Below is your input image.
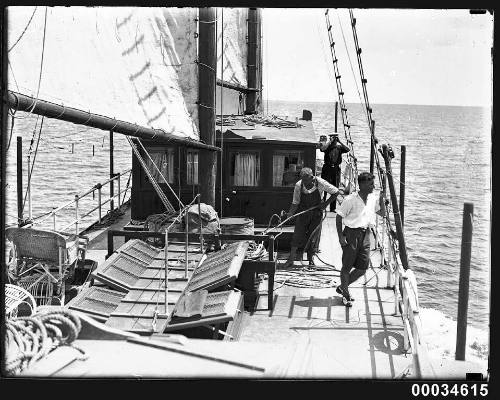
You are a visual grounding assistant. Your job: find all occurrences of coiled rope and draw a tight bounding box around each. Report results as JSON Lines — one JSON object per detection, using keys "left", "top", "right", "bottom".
{"left": 5, "top": 309, "right": 87, "bottom": 375}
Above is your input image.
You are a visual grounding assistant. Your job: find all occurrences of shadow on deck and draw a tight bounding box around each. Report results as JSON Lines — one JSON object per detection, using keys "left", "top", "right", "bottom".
{"left": 239, "top": 213, "right": 412, "bottom": 378}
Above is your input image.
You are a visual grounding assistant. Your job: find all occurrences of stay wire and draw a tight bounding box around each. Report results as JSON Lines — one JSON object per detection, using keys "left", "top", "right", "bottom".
{"left": 8, "top": 7, "right": 38, "bottom": 52}
{"left": 219, "top": 8, "right": 225, "bottom": 216}
{"left": 336, "top": 10, "right": 368, "bottom": 122}
{"left": 21, "top": 116, "right": 44, "bottom": 215}
{"left": 27, "top": 7, "right": 48, "bottom": 115}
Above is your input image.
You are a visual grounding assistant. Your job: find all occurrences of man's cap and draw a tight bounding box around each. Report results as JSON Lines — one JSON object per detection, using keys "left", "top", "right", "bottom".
{"left": 329, "top": 133, "right": 339, "bottom": 137}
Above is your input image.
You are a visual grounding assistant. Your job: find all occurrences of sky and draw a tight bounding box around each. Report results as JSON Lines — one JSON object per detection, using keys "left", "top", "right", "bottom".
{"left": 261, "top": 8, "right": 493, "bottom": 107}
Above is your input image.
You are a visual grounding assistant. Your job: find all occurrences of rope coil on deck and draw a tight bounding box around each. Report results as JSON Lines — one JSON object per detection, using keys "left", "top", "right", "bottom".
{"left": 5, "top": 309, "right": 87, "bottom": 375}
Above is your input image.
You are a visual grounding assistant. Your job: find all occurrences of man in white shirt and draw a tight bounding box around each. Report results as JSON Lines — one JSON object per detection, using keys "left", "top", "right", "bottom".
{"left": 282, "top": 167, "right": 339, "bottom": 268}
{"left": 335, "top": 172, "right": 386, "bottom": 306}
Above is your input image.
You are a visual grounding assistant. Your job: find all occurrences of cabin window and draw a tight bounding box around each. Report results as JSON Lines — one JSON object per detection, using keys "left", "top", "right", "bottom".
{"left": 273, "top": 150, "right": 304, "bottom": 186}
{"left": 145, "top": 148, "right": 175, "bottom": 184}
{"left": 229, "top": 151, "right": 260, "bottom": 187}
{"left": 186, "top": 150, "right": 199, "bottom": 185}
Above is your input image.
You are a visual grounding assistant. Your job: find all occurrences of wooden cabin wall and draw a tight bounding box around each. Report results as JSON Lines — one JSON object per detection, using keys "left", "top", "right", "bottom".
{"left": 215, "top": 140, "right": 316, "bottom": 225}
{"left": 131, "top": 143, "right": 203, "bottom": 221}
{"left": 131, "top": 139, "right": 316, "bottom": 225}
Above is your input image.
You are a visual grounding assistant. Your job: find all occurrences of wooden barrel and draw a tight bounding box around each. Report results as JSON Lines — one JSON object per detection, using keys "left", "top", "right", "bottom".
{"left": 219, "top": 217, "right": 254, "bottom": 242}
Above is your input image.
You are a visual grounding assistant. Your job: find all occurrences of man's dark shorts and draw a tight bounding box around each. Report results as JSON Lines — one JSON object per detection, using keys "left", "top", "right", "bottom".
{"left": 341, "top": 226, "right": 371, "bottom": 270}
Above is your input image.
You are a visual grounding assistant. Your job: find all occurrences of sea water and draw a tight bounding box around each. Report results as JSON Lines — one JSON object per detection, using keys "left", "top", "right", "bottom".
{"left": 4, "top": 101, "right": 491, "bottom": 369}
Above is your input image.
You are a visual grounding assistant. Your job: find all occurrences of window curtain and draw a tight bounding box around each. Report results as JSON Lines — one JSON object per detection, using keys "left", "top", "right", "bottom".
{"left": 234, "top": 153, "right": 258, "bottom": 186}
{"left": 148, "top": 152, "right": 169, "bottom": 183}
{"left": 187, "top": 152, "right": 199, "bottom": 185}
{"left": 272, "top": 155, "right": 286, "bottom": 186}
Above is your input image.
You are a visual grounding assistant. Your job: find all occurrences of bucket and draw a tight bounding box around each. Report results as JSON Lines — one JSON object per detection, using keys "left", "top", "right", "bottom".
{"left": 219, "top": 217, "right": 254, "bottom": 243}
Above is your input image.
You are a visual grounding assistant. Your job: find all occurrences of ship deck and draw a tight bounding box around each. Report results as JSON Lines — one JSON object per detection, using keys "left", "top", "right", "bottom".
{"left": 33, "top": 207, "right": 481, "bottom": 378}
{"left": 238, "top": 212, "right": 412, "bottom": 378}
{"left": 75, "top": 209, "right": 412, "bottom": 378}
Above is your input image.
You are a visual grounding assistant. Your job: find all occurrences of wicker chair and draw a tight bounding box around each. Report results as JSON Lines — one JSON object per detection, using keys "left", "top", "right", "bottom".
{"left": 5, "top": 283, "right": 37, "bottom": 318}
{"left": 5, "top": 227, "right": 88, "bottom": 306}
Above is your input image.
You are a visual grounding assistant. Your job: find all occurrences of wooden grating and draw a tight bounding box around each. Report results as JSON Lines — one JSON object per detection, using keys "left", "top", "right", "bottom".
{"left": 185, "top": 241, "right": 249, "bottom": 292}
{"left": 92, "top": 252, "right": 150, "bottom": 292}
{"left": 100, "top": 241, "right": 247, "bottom": 334}
{"left": 117, "top": 239, "right": 160, "bottom": 264}
{"left": 67, "top": 286, "right": 125, "bottom": 320}
{"left": 104, "top": 266, "right": 191, "bottom": 334}
{"left": 165, "top": 290, "right": 242, "bottom": 331}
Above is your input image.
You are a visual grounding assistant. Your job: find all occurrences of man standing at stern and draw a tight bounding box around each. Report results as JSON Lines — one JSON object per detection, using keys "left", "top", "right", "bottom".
{"left": 335, "top": 172, "right": 386, "bottom": 306}
{"left": 319, "top": 133, "right": 350, "bottom": 212}
{"left": 282, "top": 167, "right": 339, "bottom": 268}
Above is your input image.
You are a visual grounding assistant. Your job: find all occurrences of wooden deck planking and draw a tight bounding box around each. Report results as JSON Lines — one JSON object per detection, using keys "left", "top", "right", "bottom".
{"left": 241, "top": 213, "right": 410, "bottom": 378}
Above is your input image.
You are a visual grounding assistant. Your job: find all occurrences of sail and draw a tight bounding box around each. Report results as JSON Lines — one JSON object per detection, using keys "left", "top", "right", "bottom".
{"left": 216, "top": 8, "right": 248, "bottom": 87}
{"left": 7, "top": 6, "right": 199, "bottom": 139}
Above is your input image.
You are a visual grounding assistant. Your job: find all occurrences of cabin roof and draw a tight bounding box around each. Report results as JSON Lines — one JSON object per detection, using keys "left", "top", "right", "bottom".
{"left": 215, "top": 116, "right": 316, "bottom": 144}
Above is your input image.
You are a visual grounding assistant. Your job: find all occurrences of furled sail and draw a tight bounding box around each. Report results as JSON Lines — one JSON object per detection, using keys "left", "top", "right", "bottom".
{"left": 7, "top": 6, "right": 199, "bottom": 139}
{"left": 216, "top": 8, "right": 248, "bottom": 87}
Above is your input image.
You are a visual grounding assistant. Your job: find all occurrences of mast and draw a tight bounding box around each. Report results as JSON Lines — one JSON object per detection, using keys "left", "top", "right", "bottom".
{"left": 245, "top": 8, "right": 262, "bottom": 115}
{"left": 1, "top": 7, "right": 8, "bottom": 284}
{"left": 198, "top": 7, "right": 217, "bottom": 206}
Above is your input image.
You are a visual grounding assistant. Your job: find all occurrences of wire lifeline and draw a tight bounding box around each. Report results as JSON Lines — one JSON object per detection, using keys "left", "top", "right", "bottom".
{"left": 151, "top": 195, "right": 203, "bottom": 319}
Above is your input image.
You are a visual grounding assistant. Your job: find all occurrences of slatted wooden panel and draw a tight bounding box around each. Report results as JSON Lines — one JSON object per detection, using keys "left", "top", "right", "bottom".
{"left": 105, "top": 267, "right": 191, "bottom": 334}
{"left": 185, "top": 241, "right": 249, "bottom": 292}
{"left": 165, "top": 290, "right": 242, "bottom": 332}
{"left": 117, "top": 239, "right": 160, "bottom": 264}
{"left": 92, "top": 252, "right": 149, "bottom": 292}
{"left": 67, "top": 286, "right": 125, "bottom": 320}
{"left": 103, "top": 242, "right": 247, "bottom": 334}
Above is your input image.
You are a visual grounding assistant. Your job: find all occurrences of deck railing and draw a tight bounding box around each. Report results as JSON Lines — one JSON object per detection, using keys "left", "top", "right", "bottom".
{"left": 30, "top": 168, "right": 132, "bottom": 234}
{"left": 387, "top": 256, "right": 436, "bottom": 378}
{"left": 377, "top": 143, "right": 436, "bottom": 379}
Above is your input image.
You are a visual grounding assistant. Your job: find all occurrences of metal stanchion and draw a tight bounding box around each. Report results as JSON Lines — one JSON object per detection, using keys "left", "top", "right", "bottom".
{"left": 185, "top": 209, "right": 189, "bottom": 278}
{"left": 164, "top": 229, "right": 169, "bottom": 315}
{"left": 455, "top": 202, "right": 473, "bottom": 361}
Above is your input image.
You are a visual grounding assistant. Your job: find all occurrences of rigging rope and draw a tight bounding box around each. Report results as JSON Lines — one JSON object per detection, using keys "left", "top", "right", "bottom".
{"left": 134, "top": 137, "right": 184, "bottom": 209}
{"left": 126, "top": 136, "right": 175, "bottom": 213}
{"left": 21, "top": 116, "right": 44, "bottom": 217}
{"left": 27, "top": 7, "right": 48, "bottom": 114}
{"left": 218, "top": 7, "right": 225, "bottom": 217}
{"left": 5, "top": 309, "right": 86, "bottom": 375}
{"left": 335, "top": 10, "right": 369, "bottom": 122}
{"left": 8, "top": 6, "right": 39, "bottom": 52}
{"left": 324, "top": 9, "right": 358, "bottom": 190}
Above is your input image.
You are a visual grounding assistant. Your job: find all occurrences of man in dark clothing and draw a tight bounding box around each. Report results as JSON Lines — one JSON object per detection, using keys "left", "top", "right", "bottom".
{"left": 282, "top": 167, "right": 339, "bottom": 268}
{"left": 319, "top": 133, "right": 350, "bottom": 212}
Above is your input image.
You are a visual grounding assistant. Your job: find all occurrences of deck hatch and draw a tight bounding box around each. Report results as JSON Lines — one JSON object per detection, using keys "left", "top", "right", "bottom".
{"left": 92, "top": 251, "right": 149, "bottom": 291}
{"left": 67, "top": 286, "right": 125, "bottom": 319}
{"left": 165, "top": 290, "right": 242, "bottom": 332}
{"left": 185, "top": 241, "right": 249, "bottom": 292}
{"left": 117, "top": 239, "right": 160, "bottom": 264}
